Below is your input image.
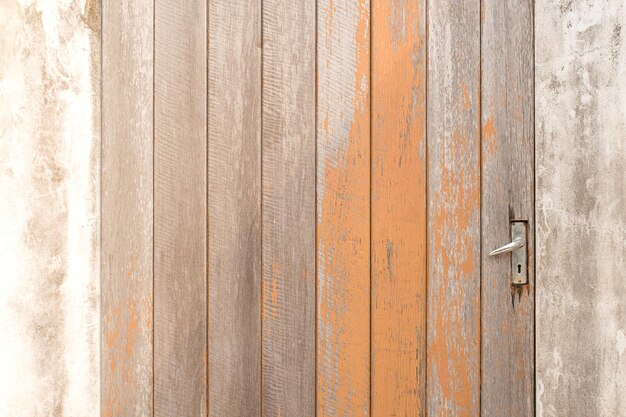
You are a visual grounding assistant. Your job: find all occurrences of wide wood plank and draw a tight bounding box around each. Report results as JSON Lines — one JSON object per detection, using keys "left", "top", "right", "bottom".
{"left": 536, "top": 2, "right": 626, "bottom": 416}
{"left": 208, "top": 1, "right": 262, "bottom": 416}
{"left": 261, "top": 0, "right": 316, "bottom": 416}
{"left": 371, "top": 0, "right": 427, "bottom": 415}
{"left": 102, "top": 0, "right": 153, "bottom": 415}
{"left": 154, "top": 0, "right": 207, "bottom": 415}
{"left": 426, "top": 1, "right": 481, "bottom": 416}
{"left": 317, "top": 1, "right": 371, "bottom": 415}
{"left": 481, "top": 1, "right": 535, "bottom": 416}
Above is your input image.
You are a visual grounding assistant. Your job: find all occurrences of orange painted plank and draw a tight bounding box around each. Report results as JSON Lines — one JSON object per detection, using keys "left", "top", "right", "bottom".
{"left": 371, "top": 0, "right": 427, "bottom": 415}
{"left": 317, "top": 0, "right": 370, "bottom": 416}
{"left": 426, "top": 1, "right": 481, "bottom": 417}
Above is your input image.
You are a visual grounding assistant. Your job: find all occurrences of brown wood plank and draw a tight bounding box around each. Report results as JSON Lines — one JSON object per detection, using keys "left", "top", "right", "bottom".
{"left": 154, "top": 0, "right": 207, "bottom": 414}
{"left": 102, "top": 1, "right": 153, "bottom": 415}
{"left": 317, "top": 1, "right": 371, "bottom": 416}
{"left": 426, "top": 1, "right": 481, "bottom": 416}
{"left": 261, "top": 0, "right": 316, "bottom": 416}
{"left": 371, "top": 0, "right": 427, "bottom": 415}
{"left": 207, "top": 1, "right": 262, "bottom": 416}
{"left": 480, "top": 1, "right": 535, "bottom": 416}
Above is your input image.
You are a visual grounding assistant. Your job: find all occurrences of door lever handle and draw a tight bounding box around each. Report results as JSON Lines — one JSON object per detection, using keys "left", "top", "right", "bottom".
{"left": 489, "top": 236, "right": 525, "bottom": 256}
{"left": 488, "top": 221, "right": 528, "bottom": 285}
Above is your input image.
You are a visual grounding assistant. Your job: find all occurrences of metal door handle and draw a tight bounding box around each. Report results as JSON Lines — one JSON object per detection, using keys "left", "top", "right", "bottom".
{"left": 489, "top": 236, "right": 525, "bottom": 256}
{"left": 488, "top": 221, "right": 528, "bottom": 285}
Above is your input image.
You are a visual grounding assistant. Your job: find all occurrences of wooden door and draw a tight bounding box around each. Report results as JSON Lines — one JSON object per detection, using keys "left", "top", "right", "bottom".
{"left": 102, "top": 0, "right": 535, "bottom": 416}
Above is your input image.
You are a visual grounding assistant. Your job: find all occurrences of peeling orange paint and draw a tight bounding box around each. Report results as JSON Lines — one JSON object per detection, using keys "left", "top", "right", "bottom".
{"left": 427, "top": 7, "right": 481, "bottom": 413}
{"left": 371, "top": 0, "right": 427, "bottom": 415}
{"left": 483, "top": 116, "right": 497, "bottom": 156}
{"left": 317, "top": 1, "right": 370, "bottom": 416}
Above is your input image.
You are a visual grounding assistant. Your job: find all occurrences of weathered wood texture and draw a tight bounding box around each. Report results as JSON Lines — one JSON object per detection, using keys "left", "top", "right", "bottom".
{"left": 480, "top": 1, "right": 535, "bottom": 417}
{"left": 102, "top": 0, "right": 153, "bottom": 415}
{"left": 536, "top": 2, "right": 626, "bottom": 416}
{"left": 261, "top": 0, "right": 316, "bottom": 416}
{"left": 208, "top": 1, "right": 262, "bottom": 416}
{"left": 427, "top": 1, "right": 481, "bottom": 416}
{"left": 317, "top": 0, "right": 371, "bottom": 416}
{"left": 0, "top": 0, "right": 100, "bottom": 415}
{"left": 154, "top": 0, "right": 207, "bottom": 415}
{"left": 371, "top": 0, "right": 427, "bottom": 415}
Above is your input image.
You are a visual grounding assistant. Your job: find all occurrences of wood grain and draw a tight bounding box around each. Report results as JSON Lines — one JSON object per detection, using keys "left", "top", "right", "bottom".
{"left": 208, "top": 1, "right": 262, "bottom": 416}
{"left": 480, "top": 1, "right": 535, "bottom": 416}
{"left": 154, "top": 0, "right": 207, "bottom": 415}
{"left": 102, "top": 0, "right": 153, "bottom": 415}
{"left": 261, "top": 0, "right": 316, "bottom": 416}
{"left": 426, "top": 1, "right": 481, "bottom": 416}
{"left": 536, "top": 2, "right": 626, "bottom": 416}
{"left": 317, "top": 1, "right": 370, "bottom": 416}
{"left": 371, "top": 0, "right": 427, "bottom": 415}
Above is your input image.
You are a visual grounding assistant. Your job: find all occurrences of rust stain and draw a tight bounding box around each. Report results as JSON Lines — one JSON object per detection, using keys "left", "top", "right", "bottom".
{"left": 317, "top": 1, "right": 370, "bottom": 416}
{"left": 371, "top": 0, "right": 427, "bottom": 415}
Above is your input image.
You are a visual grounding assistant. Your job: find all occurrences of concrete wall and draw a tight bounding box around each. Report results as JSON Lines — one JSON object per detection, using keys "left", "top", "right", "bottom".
{"left": 536, "top": 1, "right": 626, "bottom": 416}
{"left": 0, "top": 0, "right": 100, "bottom": 415}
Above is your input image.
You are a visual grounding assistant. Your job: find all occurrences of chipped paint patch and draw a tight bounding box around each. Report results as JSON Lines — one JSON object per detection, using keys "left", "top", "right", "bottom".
{"left": 317, "top": 0, "right": 370, "bottom": 415}
{"left": 0, "top": 0, "right": 100, "bottom": 415}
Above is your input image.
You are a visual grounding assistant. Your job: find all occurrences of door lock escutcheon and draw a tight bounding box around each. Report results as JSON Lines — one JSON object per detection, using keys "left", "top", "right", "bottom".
{"left": 489, "top": 221, "right": 528, "bottom": 285}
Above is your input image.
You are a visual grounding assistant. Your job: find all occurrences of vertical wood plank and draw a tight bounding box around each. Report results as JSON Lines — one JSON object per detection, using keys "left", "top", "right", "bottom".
{"left": 261, "top": 0, "right": 316, "bottom": 416}
{"left": 102, "top": 0, "right": 153, "bottom": 415}
{"left": 317, "top": 1, "right": 370, "bottom": 416}
{"left": 0, "top": 1, "right": 100, "bottom": 414}
{"left": 154, "top": 0, "right": 207, "bottom": 414}
{"left": 426, "top": 1, "right": 481, "bottom": 417}
{"left": 370, "top": 0, "right": 427, "bottom": 415}
{"left": 536, "top": 2, "right": 626, "bottom": 416}
{"left": 481, "top": 1, "right": 535, "bottom": 416}
{"left": 208, "top": 1, "right": 262, "bottom": 416}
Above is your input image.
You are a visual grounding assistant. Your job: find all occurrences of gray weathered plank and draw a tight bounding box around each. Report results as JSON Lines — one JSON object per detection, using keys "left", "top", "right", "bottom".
{"left": 261, "top": 0, "right": 316, "bottom": 416}
{"left": 426, "top": 1, "right": 481, "bottom": 416}
{"left": 0, "top": 1, "right": 100, "bottom": 415}
{"left": 317, "top": 1, "right": 371, "bottom": 416}
{"left": 371, "top": 0, "right": 427, "bottom": 415}
{"left": 102, "top": 0, "right": 153, "bottom": 415}
{"left": 536, "top": 2, "right": 626, "bottom": 416}
{"left": 208, "top": 1, "right": 262, "bottom": 416}
{"left": 480, "top": 1, "right": 535, "bottom": 416}
{"left": 154, "top": 0, "right": 207, "bottom": 414}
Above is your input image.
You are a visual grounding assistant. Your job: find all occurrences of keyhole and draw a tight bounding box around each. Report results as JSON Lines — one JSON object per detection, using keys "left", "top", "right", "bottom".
{"left": 517, "top": 264, "right": 522, "bottom": 274}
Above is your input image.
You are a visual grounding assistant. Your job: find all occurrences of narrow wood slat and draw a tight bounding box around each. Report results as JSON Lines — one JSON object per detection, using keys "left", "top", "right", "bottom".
{"left": 208, "top": 1, "right": 262, "bottom": 416}
{"left": 154, "top": 0, "right": 207, "bottom": 414}
{"left": 261, "top": 0, "right": 316, "bottom": 416}
{"left": 427, "top": 1, "right": 481, "bottom": 416}
{"left": 481, "top": 1, "right": 535, "bottom": 416}
{"left": 102, "top": 1, "right": 153, "bottom": 415}
{"left": 317, "top": 0, "right": 371, "bottom": 415}
{"left": 371, "top": 0, "right": 427, "bottom": 415}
